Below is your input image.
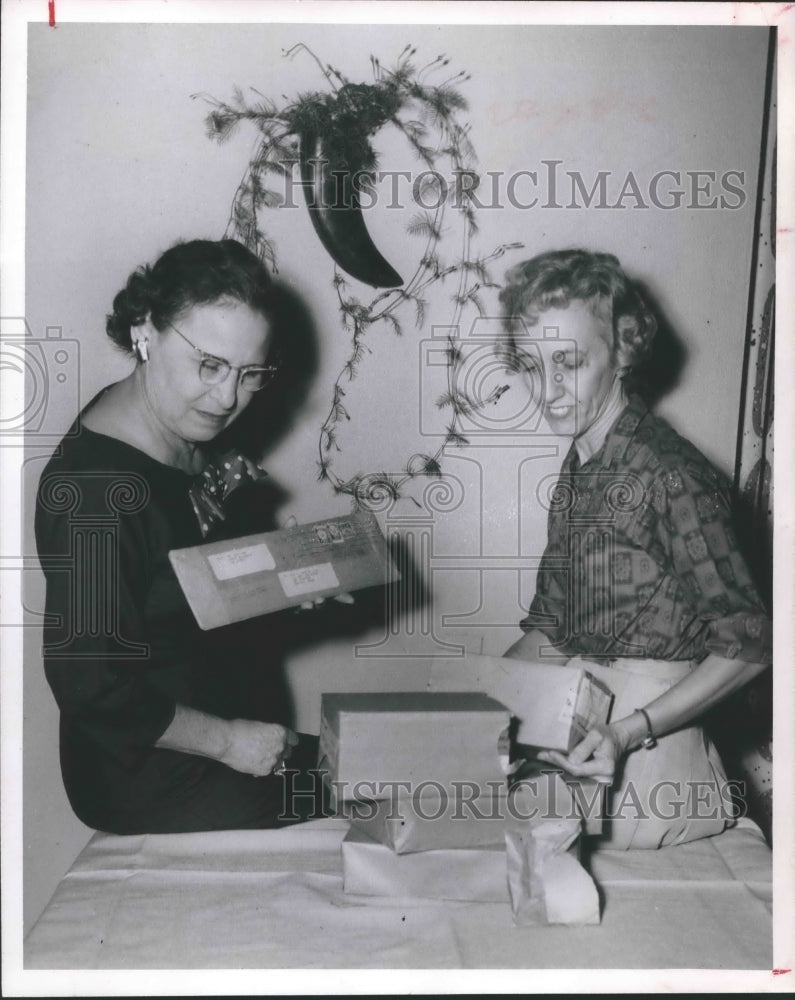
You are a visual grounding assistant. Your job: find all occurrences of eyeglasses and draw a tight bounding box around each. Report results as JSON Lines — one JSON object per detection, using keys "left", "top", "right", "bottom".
{"left": 166, "top": 320, "right": 278, "bottom": 392}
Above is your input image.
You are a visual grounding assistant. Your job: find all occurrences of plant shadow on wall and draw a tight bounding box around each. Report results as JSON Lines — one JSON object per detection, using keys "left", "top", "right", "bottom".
{"left": 197, "top": 43, "right": 523, "bottom": 511}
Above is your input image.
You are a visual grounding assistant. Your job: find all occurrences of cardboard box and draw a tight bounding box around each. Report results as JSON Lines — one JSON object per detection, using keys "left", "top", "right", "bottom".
{"left": 319, "top": 692, "right": 510, "bottom": 808}
{"left": 429, "top": 654, "right": 613, "bottom": 752}
{"left": 169, "top": 509, "right": 399, "bottom": 629}
{"left": 341, "top": 823, "right": 510, "bottom": 902}
{"left": 348, "top": 787, "right": 508, "bottom": 854}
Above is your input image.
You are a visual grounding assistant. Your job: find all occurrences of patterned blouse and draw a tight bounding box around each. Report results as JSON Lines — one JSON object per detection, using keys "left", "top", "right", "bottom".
{"left": 522, "top": 394, "right": 772, "bottom": 664}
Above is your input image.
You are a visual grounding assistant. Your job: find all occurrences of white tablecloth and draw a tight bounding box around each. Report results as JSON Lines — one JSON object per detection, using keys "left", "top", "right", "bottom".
{"left": 24, "top": 817, "right": 772, "bottom": 970}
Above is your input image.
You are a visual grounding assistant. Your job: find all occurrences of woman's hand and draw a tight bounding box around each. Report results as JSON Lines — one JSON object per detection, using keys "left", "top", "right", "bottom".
{"left": 218, "top": 720, "right": 299, "bottom": 777}
{"left": 537, "top": 722, "right": 632, "bottom": 784}
{"left": 156, "top": 706, "right": 299, "bottom": 776}
{"left": 536, "top": 653, "right": 770, "bottom": 785}
{"left": 278, "top": 515, "right": 355, "bottom": 611}
{"left": 297, "top": 592, "right": 355, "bottom": 611}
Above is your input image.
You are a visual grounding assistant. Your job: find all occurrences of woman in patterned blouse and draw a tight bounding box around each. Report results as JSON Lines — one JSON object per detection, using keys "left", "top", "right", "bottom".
{"left": 501, "top": 249, "right": 771, "bottom": 848}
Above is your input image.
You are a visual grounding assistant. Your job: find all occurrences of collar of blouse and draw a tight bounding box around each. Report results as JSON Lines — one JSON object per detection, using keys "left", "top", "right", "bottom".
{"left": 188, "top": 450, "right": 263, "bottom": 538}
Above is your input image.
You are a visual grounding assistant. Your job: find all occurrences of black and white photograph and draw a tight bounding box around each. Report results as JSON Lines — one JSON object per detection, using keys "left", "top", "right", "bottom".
{"left": 1, "top": 0, "right": 793, "bottom": 994}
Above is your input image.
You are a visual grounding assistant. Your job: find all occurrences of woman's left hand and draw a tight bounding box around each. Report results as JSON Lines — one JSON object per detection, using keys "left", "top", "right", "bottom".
{"left": 297, "top": 593, "right": 355, "bottom": 611}
{"left": 277, "top": 515, "right": 356, "bottom": 611}
{"left": 537, "top": 722, "right": 631, "bottom": 784}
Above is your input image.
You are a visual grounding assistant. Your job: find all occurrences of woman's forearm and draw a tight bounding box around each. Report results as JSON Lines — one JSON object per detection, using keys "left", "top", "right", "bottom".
{"left": 504, "top": 627, "right": 568, "bottom": 663}
{"left": 154, "top": 705, "right": 298, "bottom": 777}
{"left": 612, "top": 653, "right": 768, "bottom": 751}
{"left": 155, "top": 704, "right": 230, "bottom": 760}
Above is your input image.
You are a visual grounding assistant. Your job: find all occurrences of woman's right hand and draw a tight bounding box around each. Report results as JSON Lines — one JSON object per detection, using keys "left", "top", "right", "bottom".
{"left": 536, "top": 722, "right": 630, "bottom": 784}
{"left": 218, "top": 720, "right": 299, "bottom": 777}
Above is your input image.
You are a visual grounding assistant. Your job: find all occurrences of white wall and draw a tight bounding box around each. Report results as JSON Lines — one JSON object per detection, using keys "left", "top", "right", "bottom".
{"left": 23, "top": 22, "right": 770, "bottom": 933}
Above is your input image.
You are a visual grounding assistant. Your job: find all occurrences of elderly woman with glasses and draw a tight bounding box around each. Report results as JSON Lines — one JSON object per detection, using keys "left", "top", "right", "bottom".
{"left": 501, "top": 249, "right": 772, "bottom": 849}
{"left": 35, "top": 239, "right": 325, "bottom": 834}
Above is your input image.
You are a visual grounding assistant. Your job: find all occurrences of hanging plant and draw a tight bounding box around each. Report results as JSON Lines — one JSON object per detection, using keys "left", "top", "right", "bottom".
{"left": 197, "top": 44, "right": 522, "bottom": 508}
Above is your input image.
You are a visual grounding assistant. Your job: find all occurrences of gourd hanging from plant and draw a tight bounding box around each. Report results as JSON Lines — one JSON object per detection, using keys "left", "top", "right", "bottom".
{"left": 299, "top": 127, "right": 403, "bottom": 288}
{"left": 198, "top": 45, "right": 522, "bottom": 506}
{"left": 294, "top": 75, "right": 407, "bottom": 287}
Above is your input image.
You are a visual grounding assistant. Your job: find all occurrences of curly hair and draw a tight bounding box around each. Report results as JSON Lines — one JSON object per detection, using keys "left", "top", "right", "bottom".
{"left": 498, "top": 249, "right": 657, "bottom": 370}
{"left": 106, "top": 239, "right": 275, "bottom": 353}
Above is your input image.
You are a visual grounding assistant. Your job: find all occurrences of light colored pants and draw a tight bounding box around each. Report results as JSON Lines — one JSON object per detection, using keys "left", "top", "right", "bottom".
{"left": 570, "top": 656, "right": 734, "bottom": 850}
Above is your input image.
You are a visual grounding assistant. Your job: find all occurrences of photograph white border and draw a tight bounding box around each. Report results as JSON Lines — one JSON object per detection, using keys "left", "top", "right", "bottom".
{"left": 2, "top": 1, "right": 793, "bottom": 995}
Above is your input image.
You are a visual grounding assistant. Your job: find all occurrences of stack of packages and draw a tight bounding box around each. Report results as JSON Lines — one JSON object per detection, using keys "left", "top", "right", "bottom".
{"left": 318, "top": 655, "right": 613, "bottom": 925}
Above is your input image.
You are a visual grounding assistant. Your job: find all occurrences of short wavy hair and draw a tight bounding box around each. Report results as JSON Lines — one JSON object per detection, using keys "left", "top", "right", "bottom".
{"left": 106, "top": 239, "right": 274, "bottom": 354}
{"left": 498, "top": 249, "right": 657, "bottom": 370}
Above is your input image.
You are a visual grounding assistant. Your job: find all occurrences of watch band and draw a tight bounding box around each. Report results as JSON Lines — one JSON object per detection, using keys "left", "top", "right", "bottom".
{"left": 637, "top": 707, "right": 657, "bottom": 749}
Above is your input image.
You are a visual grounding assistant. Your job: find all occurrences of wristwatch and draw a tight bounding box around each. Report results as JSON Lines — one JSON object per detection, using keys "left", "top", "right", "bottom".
{"left": 637, "top": 707, "right": 657, "bottom": 749}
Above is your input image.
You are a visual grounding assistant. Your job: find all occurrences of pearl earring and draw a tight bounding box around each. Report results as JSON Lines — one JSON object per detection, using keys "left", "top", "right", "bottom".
{"left": 135, "top": 339, "right": 149, "bottom": 362}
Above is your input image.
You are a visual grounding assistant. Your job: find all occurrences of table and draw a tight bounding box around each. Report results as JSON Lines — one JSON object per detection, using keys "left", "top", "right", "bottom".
{"left": 24, "top": 817, "right": 772, "bottom": 969}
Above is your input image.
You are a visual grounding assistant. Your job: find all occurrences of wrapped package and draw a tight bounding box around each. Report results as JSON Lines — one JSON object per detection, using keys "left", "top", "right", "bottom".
{"left": 429, "top": 653, "right": 613, "bottom": 752}
{"left": 169, "top": 509, "right": 399, "bottom": 628}
{"left": 349, "top": 785, "right": 507, "bottom": 854}
{"left": 318, "top": 692, "right": 510, "bottom": 809}
{"left": 505, "top": 774, "right": 601, "bottom": 926}
{"left": 342, "top": 823, "right": 509, "bottom": 902}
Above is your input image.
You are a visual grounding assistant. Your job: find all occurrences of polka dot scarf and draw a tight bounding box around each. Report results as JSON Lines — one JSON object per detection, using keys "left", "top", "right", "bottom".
{"left": 188, "top": 450, "right": 260, "bottom": 538}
